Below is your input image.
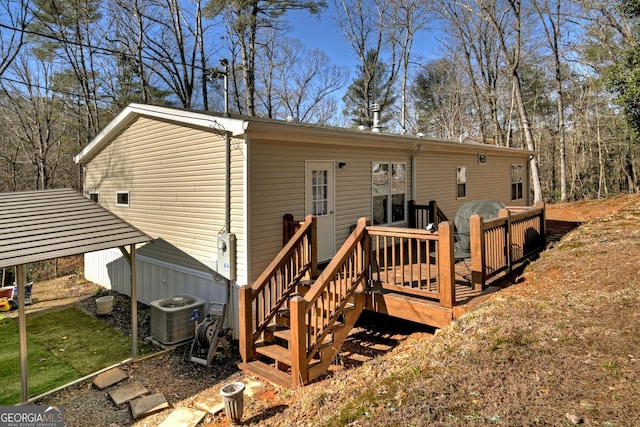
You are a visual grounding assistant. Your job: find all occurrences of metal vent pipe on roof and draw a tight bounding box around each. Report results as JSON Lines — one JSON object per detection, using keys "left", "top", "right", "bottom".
{"left": 372, "top": 103, "right": 382, "bottom": 133}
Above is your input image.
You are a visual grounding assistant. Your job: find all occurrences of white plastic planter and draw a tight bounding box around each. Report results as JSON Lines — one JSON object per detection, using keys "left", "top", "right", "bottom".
{"left": 95, "top": 295, "right": 114, "bottom": 315}
{"left": 220, "top": 382, "right": 245, "bottom": 425}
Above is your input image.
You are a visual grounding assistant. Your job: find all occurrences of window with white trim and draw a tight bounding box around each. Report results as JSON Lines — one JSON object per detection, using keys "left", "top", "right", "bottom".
{"left": 456, "top": 166, "right": 467, "bottom": 199}
{"left": 116, "top": 191, "right": 130, "bottom": 207}
{"left": 511, "top": 164, "right": 523, "bottom": 200}
{"left": 372, "top": 162, "right": 406, "bottom": 225}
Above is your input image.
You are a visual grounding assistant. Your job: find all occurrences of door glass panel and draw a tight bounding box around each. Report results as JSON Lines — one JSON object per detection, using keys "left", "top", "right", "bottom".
{"left": 312, "top": 170, "right": 328, "bottom": 216}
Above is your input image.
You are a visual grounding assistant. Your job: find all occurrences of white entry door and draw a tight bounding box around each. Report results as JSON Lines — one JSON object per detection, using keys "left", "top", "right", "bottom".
{"left": 305, "top": 161, "right": 335, "bottom": 262}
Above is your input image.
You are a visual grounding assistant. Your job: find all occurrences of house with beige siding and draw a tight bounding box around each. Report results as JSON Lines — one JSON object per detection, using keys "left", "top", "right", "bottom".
{"left": 74, "top": 103, "right": 533, "bottom": 336}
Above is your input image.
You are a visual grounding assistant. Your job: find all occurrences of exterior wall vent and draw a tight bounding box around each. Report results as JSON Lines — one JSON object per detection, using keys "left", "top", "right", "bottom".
{"left": 150, "top": 294, "right": 205, "bottom": 345}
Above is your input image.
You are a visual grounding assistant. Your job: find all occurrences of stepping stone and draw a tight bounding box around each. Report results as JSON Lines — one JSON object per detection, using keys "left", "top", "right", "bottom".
{"left": 130, "top": 393, "right": 169, "bottom": 419}
{"left": 93, "top": 368, "right": 128, "bottom": 390}
{"left": 158, "top": 408, "right": 206, "bottom": 427}
{"left": 194, "top": 396, "right": 225, "bottom": 415}
{"left": 109, "top": 381, "right": 149, "bottom": 405}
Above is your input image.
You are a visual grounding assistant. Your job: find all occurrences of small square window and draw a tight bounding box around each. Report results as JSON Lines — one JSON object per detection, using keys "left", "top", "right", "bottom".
{"left": 116, "top": 191, "right": 130, "bottom": 207}
{"left": 89, "top": 192, "right": 99, "bottom": 203}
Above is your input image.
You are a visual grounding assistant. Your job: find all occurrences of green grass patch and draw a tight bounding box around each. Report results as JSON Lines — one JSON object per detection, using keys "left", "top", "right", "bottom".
{"left": 0, "top": 308, "right": 150, "bottom": 405}
{"left": 0, "top": 314, "right": 78, "bottom": 405}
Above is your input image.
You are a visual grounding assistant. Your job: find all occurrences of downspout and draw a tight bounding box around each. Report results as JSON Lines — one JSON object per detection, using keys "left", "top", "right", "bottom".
{"left": 411, "top": 144, "right": 423, "bottom": 201}
{"left": 224, "top": 131, "right": 232, "bottom": 331}
{"left": 225, "top": 132, "right": 231, "bottom": 233}
{"left": 222, "top": 58, "right": 231, "bottom": 233}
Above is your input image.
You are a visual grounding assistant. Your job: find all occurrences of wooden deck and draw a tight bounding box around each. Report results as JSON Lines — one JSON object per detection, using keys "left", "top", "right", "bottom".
{"left": 368, "top": 260, "right": 502, "bottom": 327}
{"left": 239, "top": 206, "right": 547, "bottom": 388}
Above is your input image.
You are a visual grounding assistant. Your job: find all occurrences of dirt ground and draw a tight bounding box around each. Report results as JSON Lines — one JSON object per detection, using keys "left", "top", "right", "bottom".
{"left": 16, "top": 194, "right": 640, "bottom": 426}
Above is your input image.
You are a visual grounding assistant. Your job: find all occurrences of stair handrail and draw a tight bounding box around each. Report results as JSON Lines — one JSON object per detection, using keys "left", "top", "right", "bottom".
{"left": 239, "top": 215, "right": 317, "bottom": 362}
{"left": 301, "top": 217, "right": 370, "bottom": 362}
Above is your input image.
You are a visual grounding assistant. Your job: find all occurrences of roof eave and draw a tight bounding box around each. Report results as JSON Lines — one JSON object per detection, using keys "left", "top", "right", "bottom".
{"left": 74, "top": 104, "right": 247, "bottom": 165}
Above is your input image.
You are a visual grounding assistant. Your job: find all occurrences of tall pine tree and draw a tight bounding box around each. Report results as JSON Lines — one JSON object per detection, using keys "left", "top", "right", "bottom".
{"left": 342, "top": 49, "right": 396, "bottom": 129}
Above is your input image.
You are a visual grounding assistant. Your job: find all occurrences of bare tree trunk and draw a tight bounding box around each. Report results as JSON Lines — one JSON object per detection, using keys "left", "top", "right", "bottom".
{"left": 480, "top": 0, "right": 543, "bottom": 202}
{"left": 533, "top": 0, "right": 567, "bottom": 201}
{"left": 512, "top": 69, "right": 544, "bottom": 202}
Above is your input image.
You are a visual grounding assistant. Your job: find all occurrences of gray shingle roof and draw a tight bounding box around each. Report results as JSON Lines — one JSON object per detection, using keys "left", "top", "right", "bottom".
{"left": 0, "top": 188, "right": 152, "bottom": 268}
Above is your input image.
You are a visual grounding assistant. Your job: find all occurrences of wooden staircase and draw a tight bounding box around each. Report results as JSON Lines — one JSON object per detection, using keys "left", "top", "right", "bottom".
{"left": 239, "top": 292, "right": 365, "bottom": 387}
{"left": 238, "top": 217, "right": 370, "bottom": 387}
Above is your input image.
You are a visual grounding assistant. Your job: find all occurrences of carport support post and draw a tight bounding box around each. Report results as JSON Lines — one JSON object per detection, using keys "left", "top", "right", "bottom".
{"left": 17, "top": 264, "right": 28, "bottom": 403}
{"left": 120, "top": 244, "right": 138, "bottom": 361}
{"left": 130, "top": 244, "right": 137, "bottom": 360}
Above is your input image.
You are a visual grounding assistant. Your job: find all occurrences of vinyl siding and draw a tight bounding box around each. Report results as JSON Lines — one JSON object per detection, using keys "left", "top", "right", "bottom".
{"left": 246, "top": 138, "right": 414, "bottom": 282}
{"left": 414, "top": 148, "right": 530, "bottom": 219}
{"left": 83, "top": 116, "right": 247, "bottom": 284}
{"left": 84, "top": 248, "right": 237, "bottom": 333}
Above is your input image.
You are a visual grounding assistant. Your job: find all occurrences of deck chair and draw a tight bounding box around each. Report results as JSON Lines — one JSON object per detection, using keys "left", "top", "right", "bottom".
{"left": 452, "top": 200, "right": 505, "bottom": 282}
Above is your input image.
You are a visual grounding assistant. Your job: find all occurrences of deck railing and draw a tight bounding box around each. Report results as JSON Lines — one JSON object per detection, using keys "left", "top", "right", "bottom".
{"left": 408, "top": 200, "right": 449, "bottom": 230}
{"left": 239, "top": 215, "right": 317, "bottom": 362}
{"left": 470, "top": 202, "right": 545, "bottom": 289}
{"left": 368, "top": 221, "right": 456, "bottom": 308}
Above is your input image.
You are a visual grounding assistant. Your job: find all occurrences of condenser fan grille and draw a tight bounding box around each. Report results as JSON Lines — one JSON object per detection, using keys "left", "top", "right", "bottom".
{"left": 150, "top": 294, "right": 205, "bottom": 345}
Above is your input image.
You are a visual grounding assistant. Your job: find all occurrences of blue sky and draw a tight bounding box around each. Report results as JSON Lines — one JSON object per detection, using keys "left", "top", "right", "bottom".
{"left": 286, "top": 8, "right": 442, "bottom": 73}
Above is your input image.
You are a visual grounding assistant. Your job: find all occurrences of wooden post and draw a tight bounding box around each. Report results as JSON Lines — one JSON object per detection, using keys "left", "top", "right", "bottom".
{"left": 238, "top": 285, "right": 254, "bottom": 363}
{"left": 437, "top": 221, "right": 455, "bottom": 309}
{"left": 17, "top": 264, "right": 28, "bottom": 403}
{"left": 469, "top": 215, "right": 485, "bottom": 291}
{"left": 536, "top": 201, "right": 546, "bottom": 247}
{"left": 500, "top": 208, "right": 512, "bottom": 275}
{"left": 408, "top": 200, "right": 416, "bottom": 228}
{"left": 290, "top": 295, "right": 307, "bottom": 387}
{"left": 428, "top": 200, "right": 437, "bottom": 224}
{"left": 362, "top": 217, "right": 371, "bottom": 293}
{"left": 310, "top": 216, "right": 318, "bottom": 279}
{"left": 130, "top": 244, "right": 138, "bottom": 361}
{"left": 283, "top": 214, "right": 294, "bottom": 246}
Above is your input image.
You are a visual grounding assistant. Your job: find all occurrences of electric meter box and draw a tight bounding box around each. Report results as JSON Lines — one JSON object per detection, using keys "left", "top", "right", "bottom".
{"left": 217, "top": 233, "right": 236, "bottom": 280}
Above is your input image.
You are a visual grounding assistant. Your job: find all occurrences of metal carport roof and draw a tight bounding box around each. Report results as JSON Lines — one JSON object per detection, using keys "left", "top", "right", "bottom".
{"left": 0, "top": 188, "right": 152, "bottom": 403}
{"left": 0, "top": 188, "right": 151, "bottom": 268}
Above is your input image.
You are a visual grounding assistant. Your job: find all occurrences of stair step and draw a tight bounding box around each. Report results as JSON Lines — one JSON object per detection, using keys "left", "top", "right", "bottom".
{"left": 272, "top": 327, "right": 339, "bottom": 344}
{"left": 238, "top": 360, "right": 292, "bottom": 388}
{"left": 273, "top": 328, "right": 291, "bottom": 341}
{"left": 255, "top": 344, "right": 291, "bottom": 365}
{"left": 265, "top": 324, "right": 288, "bottom": 341}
